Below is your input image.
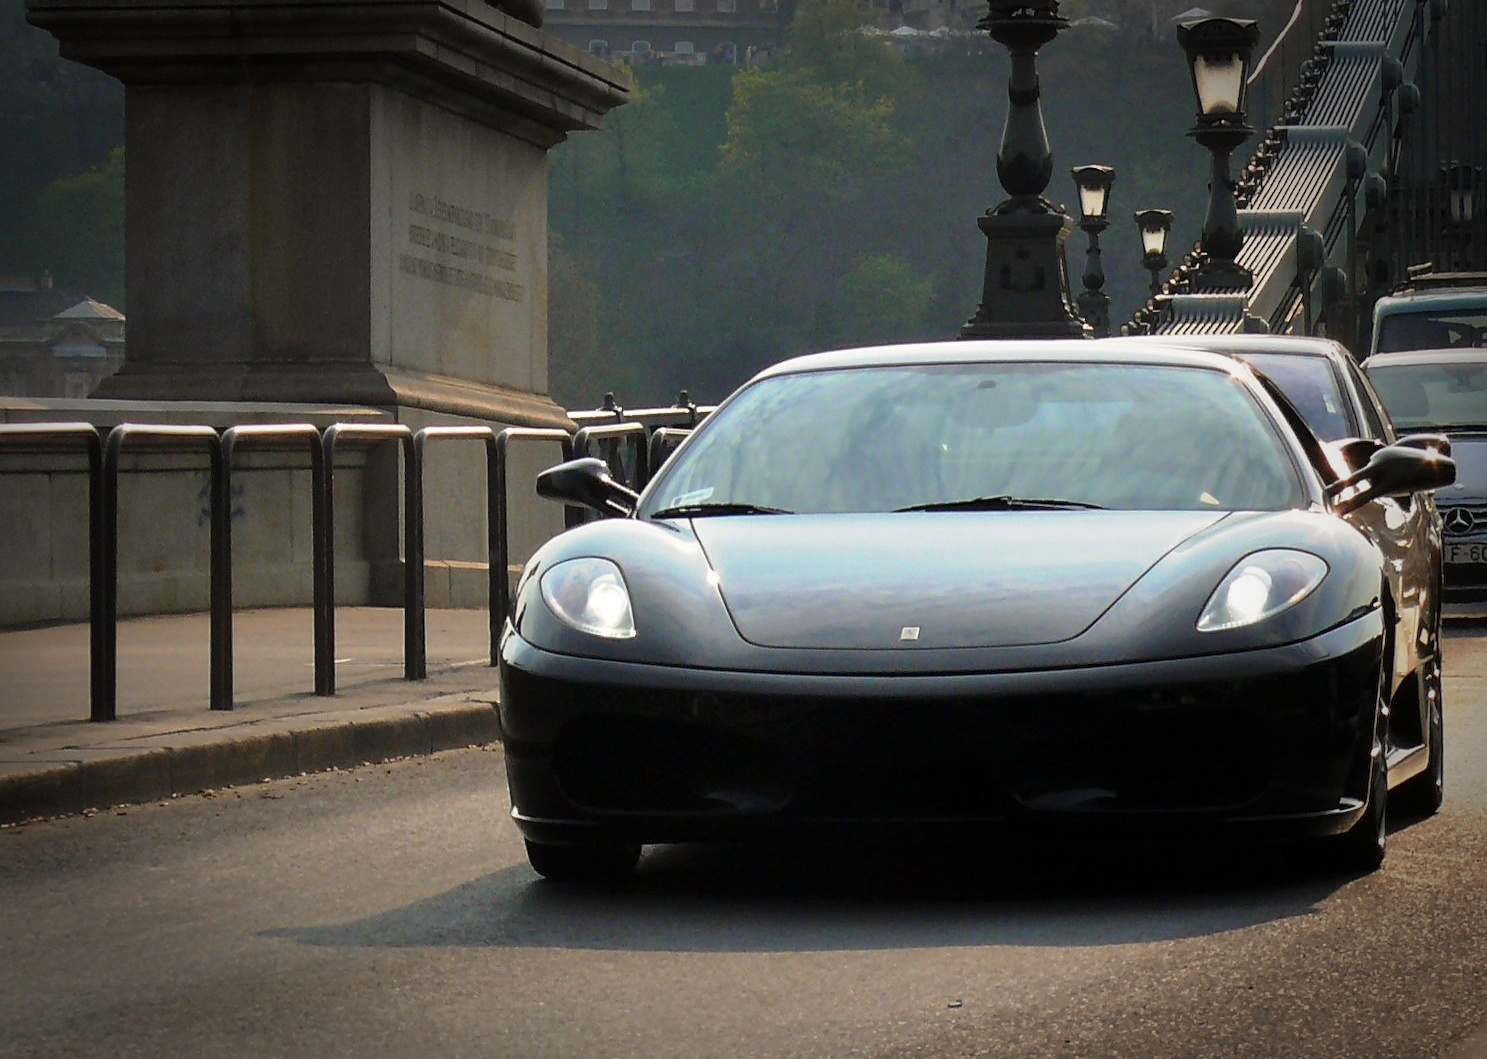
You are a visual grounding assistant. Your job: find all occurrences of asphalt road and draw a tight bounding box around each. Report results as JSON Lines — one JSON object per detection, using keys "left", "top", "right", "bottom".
{"left": 5, "top": 626, "right": 1487, "bottom": 1059}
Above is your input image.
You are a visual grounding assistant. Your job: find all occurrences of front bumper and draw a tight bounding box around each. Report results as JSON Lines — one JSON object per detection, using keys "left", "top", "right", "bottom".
{"left": 499, "top": 614, "right": 1383, "bottom": 846}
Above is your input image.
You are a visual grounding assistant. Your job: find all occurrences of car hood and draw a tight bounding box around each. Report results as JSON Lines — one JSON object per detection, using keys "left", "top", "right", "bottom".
{"left": 691, "top": 511, "right": 1227, "bottom": 650}
{"left": 1437, "top": 432, "right": 1487, "bottom": 501}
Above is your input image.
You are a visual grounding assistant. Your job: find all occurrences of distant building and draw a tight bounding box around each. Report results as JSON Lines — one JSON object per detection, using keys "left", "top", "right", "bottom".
{"left": 542, "top": 0, "right": 781, "bottom": 65}
{"left": 0, "top": 274, "right": 125, "bottom": 398}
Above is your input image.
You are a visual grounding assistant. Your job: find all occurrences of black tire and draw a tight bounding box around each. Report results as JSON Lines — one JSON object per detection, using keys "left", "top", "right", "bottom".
{"left": 524, "top": 839, "right": 641, "bottom": 882}
{"left": 1330, "top": 748, "right": 1387, "bottom": 873}
{"left": 1396, "top": 661, "right": 1445, "bottom": 816}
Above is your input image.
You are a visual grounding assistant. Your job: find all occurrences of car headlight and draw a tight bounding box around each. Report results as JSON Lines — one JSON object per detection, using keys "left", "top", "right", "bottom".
{"left": 540, "top": 558, "right": 636, "bottom": 639}
{"left": 1196, "top": 549, "right": 1329, "bottom": 632}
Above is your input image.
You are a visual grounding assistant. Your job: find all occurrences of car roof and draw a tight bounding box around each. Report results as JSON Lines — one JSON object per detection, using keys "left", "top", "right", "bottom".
{"left": 1364, "top": 349, "right": 1487, "bottom": 369}
{"left": 1375, "top": 289, "right": 1487, "bottom": 315}
{"left": 752, "top": 338, "right": 1251, "bottom": 381}
{"left": 1106, "top": 333, "right": 1349, "bottom": 361}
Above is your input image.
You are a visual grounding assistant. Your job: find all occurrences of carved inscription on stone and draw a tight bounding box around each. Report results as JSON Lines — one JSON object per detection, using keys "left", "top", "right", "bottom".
{"left": 398, "top": 192, "right": 525, "bottom": 302}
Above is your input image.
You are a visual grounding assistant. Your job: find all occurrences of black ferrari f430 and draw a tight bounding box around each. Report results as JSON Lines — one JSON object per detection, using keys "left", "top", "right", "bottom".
{"left": 499, "top": 340, "right": 1454, "bottom": 880}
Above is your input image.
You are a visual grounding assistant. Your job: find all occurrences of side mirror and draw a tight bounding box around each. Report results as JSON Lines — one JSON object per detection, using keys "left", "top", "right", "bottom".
{"left": 1394, "top": 432, "right": 1452, "bottom": 459}
{"left": 536, "top": 457, "right": 639, "bottom": 518}
{"left": 1327, "top": 443, "right": 1456, "bottom": 516}
{"left": 1330, "top": 437, "right": 1382, "bottom": 474}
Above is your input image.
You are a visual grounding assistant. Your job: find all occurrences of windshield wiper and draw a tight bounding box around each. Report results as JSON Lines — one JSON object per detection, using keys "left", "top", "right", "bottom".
{"left": 649, "top": 502, "right": 795, "bottom": 519}
{"left": 895, "top": 495, "right": 1106, "bottom": 513}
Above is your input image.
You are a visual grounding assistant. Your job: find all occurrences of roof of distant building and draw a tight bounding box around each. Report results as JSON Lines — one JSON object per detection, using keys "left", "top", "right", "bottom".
{"left": 0, "top": 279, "right": 124, "bottom": 330}
{"left": 55, "top": 298, "right": 125, "bottom": 322}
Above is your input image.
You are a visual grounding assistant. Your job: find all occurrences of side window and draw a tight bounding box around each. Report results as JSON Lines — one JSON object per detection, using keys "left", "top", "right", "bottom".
{"left": 1345, "top": 358, "right": 1394, "bottom": 442}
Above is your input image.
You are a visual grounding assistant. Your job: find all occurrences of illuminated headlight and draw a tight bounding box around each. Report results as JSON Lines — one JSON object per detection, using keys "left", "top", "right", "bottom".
{"left": 1196, "top": 550, "right": 1329, "bottom": 632}
{"left": 540, "top": 558, "right": 636, "bottom": 639}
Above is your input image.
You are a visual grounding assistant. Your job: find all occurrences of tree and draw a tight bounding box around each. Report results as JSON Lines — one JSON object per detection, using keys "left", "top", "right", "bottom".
{"left": 21, "top": 147, "right": 125, "bottom": 307}
{"left": 834, "top": 254, "right": 935, "bottom": 348}
{"left": 0, "top": 0, "right": 123, "bottom": 280}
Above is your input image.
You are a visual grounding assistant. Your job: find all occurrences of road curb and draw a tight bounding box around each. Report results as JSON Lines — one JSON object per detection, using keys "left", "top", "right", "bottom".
{"left": 0, "top": 700, "right": 502, "bottom": 826}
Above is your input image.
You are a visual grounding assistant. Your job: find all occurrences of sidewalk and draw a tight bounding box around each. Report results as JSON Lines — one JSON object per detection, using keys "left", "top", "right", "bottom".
{"left": 0, "top": 607, "right": 502, "bottom": 825}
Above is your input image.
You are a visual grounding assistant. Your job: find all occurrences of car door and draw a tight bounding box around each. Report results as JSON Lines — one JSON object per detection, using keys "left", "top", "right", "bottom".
{"left": 1339, "top": 354, "right": 1442, "bottom": 725}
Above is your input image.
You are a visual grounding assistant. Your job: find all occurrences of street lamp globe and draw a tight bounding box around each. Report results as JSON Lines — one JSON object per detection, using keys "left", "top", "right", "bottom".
{"left": 1072, "top": 164, "right": 1115, "bottom": 226}
{"left": 1134, "top": 208, "right": 1173, "bottom": 299}
{"left": 1135, "top": 208, "right": 1173, "bottom": 264}
{"left": 1177, "top": 17, "right": 1258, "bottom": 124}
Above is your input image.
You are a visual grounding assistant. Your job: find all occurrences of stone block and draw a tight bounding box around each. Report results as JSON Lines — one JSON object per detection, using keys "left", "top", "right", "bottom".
{"left": 0, "top": 582, "right": 62, "bottom": 627}
{"left": 292, "top": 722, "right": 359, "bottom": 774}
{"left": 425, "top": 561, "right": 452, "bottom": 610}
{"left": 80, "top": 748, "right": 173, "bottom": 809}
{"left": 351, "top": 710, "right": 430, "bottom": 763}
{"left": 447, "top": 561, "right": 490, "bottom": 610}
{"left": 116, "top": 467, "right": 212, "bottom": 577}
{"left": 371, "top": 86, "right": 547, "bottom": 395}
{"left": 167, "top": 730, "right": 298, "bottom": 793}
{"left": 59, "top": 577, "right": 91, "bottom": 621}
{"left": 47, "top": 469, "right": 90, "bottom": 581}
{"left": 0, "top": 762, "right": 83, "bottom": 824}
{"left": 232, "top": 465, "right": 299, "bottom": 568}
{"left": 0, "top": 473, "right": 50, "bottom": 580}
{"left": 423, "top": 703, "right": 501, "bottom": 750}
{"left": 288, "top": 466, "right": 316, "bottom": 566}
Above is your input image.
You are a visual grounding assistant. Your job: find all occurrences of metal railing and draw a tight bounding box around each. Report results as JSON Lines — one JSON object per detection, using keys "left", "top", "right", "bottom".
{"left": 0, "top": 424, "right": 105, "bottom": 718}
{"left": 1, "top": 397, "right": 710, "bottom": 720}
{"left": 103, "top": 424, "right": 224, "bottom": 721}
{"left": 217, "top": 424, "right": 329, "bottom": 708}
{"left": 321, "top": 423, "right": 416, "bottom": 694}
{"left": 647, "top": 427, "right": 691, "bottom": 476}
{"left": 568, "top": 390, "right": 713, "bottom": 431}
{"left": 411, "top": 425, "right": 502, "bottom": 674}
{"left": 573, "top": 421, "right": 650, "bottom": 488}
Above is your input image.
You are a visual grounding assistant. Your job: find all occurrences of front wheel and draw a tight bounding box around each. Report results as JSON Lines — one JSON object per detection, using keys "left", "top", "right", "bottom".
{"left": 1396, "top": 661, "right": 1445, "bottom": 816}
{"left": 524, "top": 839, "right": 641, "bottom": 882}
{"left": 1329, "top": 749, "right": 1387, "bottom": 873}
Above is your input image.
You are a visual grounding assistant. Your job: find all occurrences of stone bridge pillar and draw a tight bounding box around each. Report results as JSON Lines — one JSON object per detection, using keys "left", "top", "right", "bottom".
{"left": 27, "top": 0, "right": 628, "bottom": 607}
{"left": 28, "top": 0, "right": 627, "bottom": 426}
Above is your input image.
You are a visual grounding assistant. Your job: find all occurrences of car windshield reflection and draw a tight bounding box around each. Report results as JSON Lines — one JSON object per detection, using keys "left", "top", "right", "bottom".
{"left": 641, "top": 362, "right": 1304, "bottom": 516}
{"left": 1367, "top": 360, "right": 1487, "bottom": 432}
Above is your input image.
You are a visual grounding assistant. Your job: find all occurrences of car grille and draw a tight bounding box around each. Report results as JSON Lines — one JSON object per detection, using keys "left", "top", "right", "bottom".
{"left": 549, "top": 673, "right": 1365, "bottom": 820}
{"left": 1440, "top": 502, "right": 1487, "bottom": 538}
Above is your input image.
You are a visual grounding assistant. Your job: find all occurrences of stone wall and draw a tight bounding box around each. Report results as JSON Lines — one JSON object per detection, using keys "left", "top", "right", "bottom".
{"left": 0, "top": 398, "right": 569, "bottom": 626}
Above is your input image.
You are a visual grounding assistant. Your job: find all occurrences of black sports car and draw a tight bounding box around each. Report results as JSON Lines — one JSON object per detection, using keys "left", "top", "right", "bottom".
{"left": 500, "top": 340, "right": 1453, "bottom": 881}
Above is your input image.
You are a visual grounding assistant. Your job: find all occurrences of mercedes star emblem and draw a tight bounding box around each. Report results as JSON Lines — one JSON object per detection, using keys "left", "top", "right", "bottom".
{"left": 1444, "top": 507, "right": 1477, "bottom": 535}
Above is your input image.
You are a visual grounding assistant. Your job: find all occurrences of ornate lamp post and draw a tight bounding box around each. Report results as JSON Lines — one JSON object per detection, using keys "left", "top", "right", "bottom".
{"left": 1072, "top": 164, "right": 1114, "bottom": 336}
{"left": 1176, "top": 17, "right": 1260, "bottom": 291}
{"left": 1134, "top": 208, "right": 1173, "bottom": 297}
{"left": 960, "top": 0, "right": 1086, "bottom": 340}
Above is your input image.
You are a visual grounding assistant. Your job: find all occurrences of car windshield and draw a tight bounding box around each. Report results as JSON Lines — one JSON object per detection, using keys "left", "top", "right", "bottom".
{"left": 1234, "top": 353, "right": 1355, "bottom": 441}
{"left": 1366, "top": 360, "right": 1487, "bottom": 430}
{"left": 641, "top": 362, "right": 1305, "bottom": 516}
{"left": 1376, "top": 309, "right": 1487, "bottom": 353}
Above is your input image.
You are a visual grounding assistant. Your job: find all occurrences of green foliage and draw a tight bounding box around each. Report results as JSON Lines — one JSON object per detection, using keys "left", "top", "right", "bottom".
{"left": 0, "top": 0, "right": 123, "bottom": 292}
{"left": 720, "top": 69, "right": 900, "bottom": 204}
{"left": 550, "top": 26, "right": 1215, "bottom": 406}
{"left": 835, "top": 254, "right": 936, "bottom": 348}
{"left": 19, "top": 147, "right": 125, "bottom": 307}
{"left": 774, "top": 0, "right": 911, "bottom": 98}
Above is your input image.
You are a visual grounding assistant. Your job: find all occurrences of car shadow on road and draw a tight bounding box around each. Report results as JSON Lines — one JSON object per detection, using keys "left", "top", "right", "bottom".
{"left": 266, "top": 834, "right": 1363, "bottom": 954}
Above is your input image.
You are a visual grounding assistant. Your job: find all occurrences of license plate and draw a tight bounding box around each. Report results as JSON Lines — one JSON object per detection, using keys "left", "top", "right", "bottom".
{"left": 1447, "top": 542, "right": 1487, "bottom": 564}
